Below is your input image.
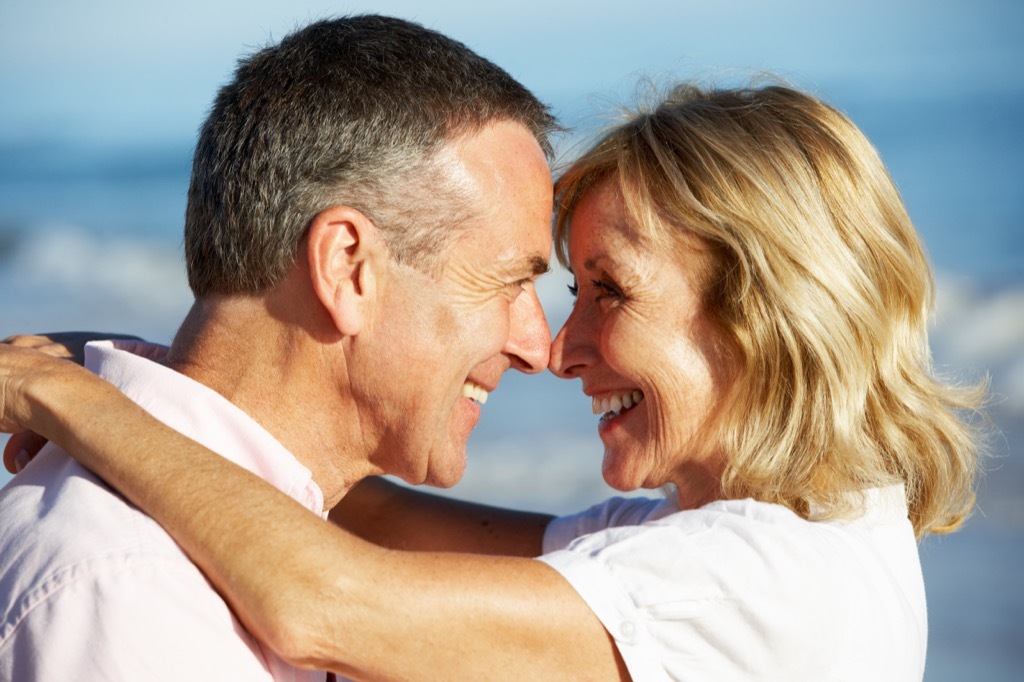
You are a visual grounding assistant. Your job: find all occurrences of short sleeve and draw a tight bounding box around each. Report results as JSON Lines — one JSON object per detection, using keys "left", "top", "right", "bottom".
{"left": 543, "top": 496, "right": 672, "bottom": 553}
{"left": 538, "top": 548, "right": 673, "bottom": 681}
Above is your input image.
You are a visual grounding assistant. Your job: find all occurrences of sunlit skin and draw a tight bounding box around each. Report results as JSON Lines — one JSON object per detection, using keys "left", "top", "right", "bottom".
{"left": 549, "top": 180, "right": 735, "bottom": 509}
{"left": 352, "top": 121, "right": 554, "bottom": 488}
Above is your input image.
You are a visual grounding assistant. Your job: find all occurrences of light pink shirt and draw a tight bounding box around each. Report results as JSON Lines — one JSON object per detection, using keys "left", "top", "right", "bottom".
{"left": 0, "top": 340, "right": 328, "bottom": 681}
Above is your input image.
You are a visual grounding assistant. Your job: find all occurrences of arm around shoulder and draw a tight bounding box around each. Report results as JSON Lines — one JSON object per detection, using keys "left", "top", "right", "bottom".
{"left": 330, "top": 476, "right": 554, "bottom": 556}
{"left": 263, "top": 524, "right": 631, "bottom": 680}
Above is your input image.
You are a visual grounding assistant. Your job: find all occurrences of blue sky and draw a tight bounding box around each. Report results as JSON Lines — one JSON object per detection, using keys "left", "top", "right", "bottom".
{"left": 2, "top": 0, "right": 1021, "bottom": 146}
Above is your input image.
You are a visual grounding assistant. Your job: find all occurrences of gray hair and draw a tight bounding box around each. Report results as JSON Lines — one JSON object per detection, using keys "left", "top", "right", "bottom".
{"left": 185, "top": 14, "right": 558, "bottom": 296}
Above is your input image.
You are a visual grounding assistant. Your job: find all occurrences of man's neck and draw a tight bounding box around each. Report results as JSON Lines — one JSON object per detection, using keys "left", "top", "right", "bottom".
{"left": 166, "top": 296, "right": 367, "bottom": 510}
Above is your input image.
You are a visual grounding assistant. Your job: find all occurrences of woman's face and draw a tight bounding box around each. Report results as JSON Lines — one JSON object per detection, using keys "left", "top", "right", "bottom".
{"left": 549, "top": 181, "right": 734, "bottom": 508}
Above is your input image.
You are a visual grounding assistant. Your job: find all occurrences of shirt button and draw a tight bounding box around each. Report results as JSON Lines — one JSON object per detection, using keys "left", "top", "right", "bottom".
{"left": 619, "top": 621, "right": 637, "bottom": 643}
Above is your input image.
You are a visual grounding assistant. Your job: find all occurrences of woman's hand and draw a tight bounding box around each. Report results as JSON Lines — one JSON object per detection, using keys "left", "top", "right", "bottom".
{"left": 3, "top": 431, "right": 48, "bottom": 473}
{"left": 0, "top": 332, "right": 141, "bottom": 472}
{"left": 0, "top": 345, "right": 73, "bottom": 431}
{"left": 2, "top": 332, "right": 142, "bottom": 366}
{"left": 0, "top": 345, "right": 89, "bottom": 472}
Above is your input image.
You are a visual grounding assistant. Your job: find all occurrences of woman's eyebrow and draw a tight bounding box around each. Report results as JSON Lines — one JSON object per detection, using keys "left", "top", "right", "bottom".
{"left": 583, "top": 252, "right": 608, "bottom": 271}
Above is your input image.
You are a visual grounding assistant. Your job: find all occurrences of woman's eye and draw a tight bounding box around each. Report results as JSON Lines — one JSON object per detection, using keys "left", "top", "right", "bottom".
{"left": 592, "top": 279, "right": 621, "bottom": 299}
{"left": 567, "top": 276, "right": 621, "bottom": 302}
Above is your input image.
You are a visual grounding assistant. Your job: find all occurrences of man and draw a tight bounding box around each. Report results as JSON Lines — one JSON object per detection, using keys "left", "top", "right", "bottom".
{"left": 0, "top": 14, "right": 556, "bottom": 680}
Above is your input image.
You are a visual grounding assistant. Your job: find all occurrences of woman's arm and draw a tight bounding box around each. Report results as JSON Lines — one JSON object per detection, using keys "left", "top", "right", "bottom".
{"left": 3, "top": 334, "right": 554, "bottom": 557}
{"left": 0, "top": 347, "right": 628, "bottom": 680}
{"left": 2, "top": 333, "right": 145, "bottom": 472}
{"left": 331, "top": 477, "right": 553, "bottom": 556}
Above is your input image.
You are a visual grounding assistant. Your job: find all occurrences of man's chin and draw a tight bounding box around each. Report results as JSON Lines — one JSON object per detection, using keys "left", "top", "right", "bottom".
{"left": 390, "top": 449, "right": 467, "bottom": 488}
{"left": 419, "top": 445, "right": 468, "bottom": 488}
{"left": 423, "top": 461, "right": 466, "bottom": 488}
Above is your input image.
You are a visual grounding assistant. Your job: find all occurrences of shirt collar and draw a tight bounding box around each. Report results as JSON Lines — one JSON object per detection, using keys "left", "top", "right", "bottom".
{"left": 84, "top": 339, "right": 327, "bottom": 518}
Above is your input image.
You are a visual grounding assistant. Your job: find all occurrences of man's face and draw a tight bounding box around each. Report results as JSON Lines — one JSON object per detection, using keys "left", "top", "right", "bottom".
{"left": 353, "top": 121, "right": 553, "bottom": 486}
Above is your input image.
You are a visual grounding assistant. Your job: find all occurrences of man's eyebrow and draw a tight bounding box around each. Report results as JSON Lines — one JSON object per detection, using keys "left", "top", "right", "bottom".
{"left": 496, "top": 254, "right": 549, "bottom": 281}
{"left": 528, "top": 255, "right": 551, "bottom": 277}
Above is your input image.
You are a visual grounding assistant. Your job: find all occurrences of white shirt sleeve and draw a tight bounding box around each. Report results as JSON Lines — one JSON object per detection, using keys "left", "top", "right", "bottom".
{"left": 543, "top": 495, "right": 673, "bottom": 553}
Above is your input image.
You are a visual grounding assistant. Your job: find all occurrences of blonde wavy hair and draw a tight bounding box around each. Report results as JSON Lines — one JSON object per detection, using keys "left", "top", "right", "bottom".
{"left": 554, "top": 83, "right": 986, "bottom": 537}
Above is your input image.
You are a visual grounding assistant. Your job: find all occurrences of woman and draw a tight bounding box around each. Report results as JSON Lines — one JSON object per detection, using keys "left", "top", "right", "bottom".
{"left": 0, "top": 83, "right": 985, "bottom": 680}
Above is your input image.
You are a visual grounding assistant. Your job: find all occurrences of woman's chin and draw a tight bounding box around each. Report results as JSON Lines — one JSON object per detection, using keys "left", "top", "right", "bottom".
{"left": 600, "top": 450, "right": 650, "bottom": 493}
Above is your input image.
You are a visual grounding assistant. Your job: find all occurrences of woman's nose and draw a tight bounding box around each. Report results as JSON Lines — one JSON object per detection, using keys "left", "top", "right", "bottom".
{"left": 548, "top": 305, "right": 592, "bottom": 379}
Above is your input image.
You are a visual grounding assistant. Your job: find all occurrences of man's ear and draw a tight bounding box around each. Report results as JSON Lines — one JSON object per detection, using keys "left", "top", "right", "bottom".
{"left": 306, "top": 206, "right": 383, "bottom": 336}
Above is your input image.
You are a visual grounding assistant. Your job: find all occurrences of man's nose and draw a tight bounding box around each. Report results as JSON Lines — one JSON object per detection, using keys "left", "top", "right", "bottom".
{"left": 505, "top": 284, "right": 551, "bottom": 373}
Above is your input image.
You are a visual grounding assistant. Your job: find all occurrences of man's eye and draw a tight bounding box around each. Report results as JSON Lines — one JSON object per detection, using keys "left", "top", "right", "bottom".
{"left": 567, "top": 278, "right": 579, "bottom": 297}
{"left": 505, "top": 278, "right": 526, "bottom": 294}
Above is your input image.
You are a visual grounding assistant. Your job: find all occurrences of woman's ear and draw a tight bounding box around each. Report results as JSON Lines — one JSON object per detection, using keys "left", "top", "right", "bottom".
{"left": 306, "top": 206, "right": 383, "bottom": 337}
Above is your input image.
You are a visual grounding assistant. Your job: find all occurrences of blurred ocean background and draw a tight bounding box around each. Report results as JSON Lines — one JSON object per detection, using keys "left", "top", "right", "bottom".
{"left": 1, "top": 1, "right": 1021, "bottom": 678}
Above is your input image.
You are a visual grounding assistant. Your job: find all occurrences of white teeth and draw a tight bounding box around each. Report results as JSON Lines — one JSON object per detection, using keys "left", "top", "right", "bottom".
{"left": 591, "top": 390, "right": 644, "bottom": 416}
{"left": 461, "top": 381, "right": 489, "bottom": 405}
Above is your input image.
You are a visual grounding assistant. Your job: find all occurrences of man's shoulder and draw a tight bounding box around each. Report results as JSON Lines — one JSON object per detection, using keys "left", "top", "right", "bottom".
{"left": 85, "top": 341, "right": 323, "bottom": 511}
{"left": 0, "top": 445, "right": 192, "bottom": 615}
{"left": 0, "top": 487, "right": 278, "bottom": 680}
{"left": 0, "top": 446, "right": 306, "bottom": 681}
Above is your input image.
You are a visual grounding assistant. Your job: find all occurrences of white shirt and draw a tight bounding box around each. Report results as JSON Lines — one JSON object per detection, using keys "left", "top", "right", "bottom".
{"left": 0, "top": 340, "right": 328, "bottom": 681}
{"left": 539, "top": 487, "right": 926, "bottom": 681}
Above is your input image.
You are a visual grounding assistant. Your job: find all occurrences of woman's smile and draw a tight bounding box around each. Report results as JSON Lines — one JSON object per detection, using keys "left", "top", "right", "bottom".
{"left": 549, "top": 179, "right": 733, "bottom": 500}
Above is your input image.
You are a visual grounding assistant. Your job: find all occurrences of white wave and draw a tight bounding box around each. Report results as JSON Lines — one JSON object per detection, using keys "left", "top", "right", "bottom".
{"left": 11, "top": 224, "right": 188, "bottom": 306}
{"left": 0, "top": 224, "right": 192, "bottom": 341}
{"left": 933, "top": 273, "right": 1024, "bottom": 415}
{"left": 934, "top": 275, "right": 1024, "bottom": 361}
